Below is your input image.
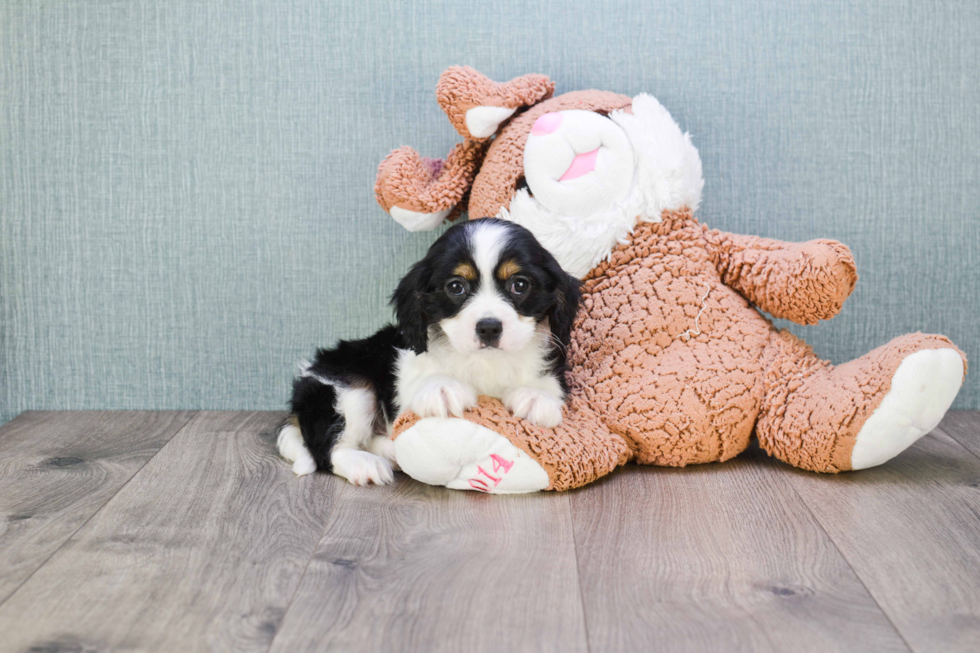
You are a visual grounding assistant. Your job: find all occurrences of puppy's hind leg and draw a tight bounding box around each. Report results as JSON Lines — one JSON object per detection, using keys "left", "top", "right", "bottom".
{"left": 277, "top": 417, "right": 318, "bottom": 477}
{"left": 330, "top": 387, "right": 395, "bottom": 486}
{"left": 281, "top": 373, "right": 343, "bottom": 476}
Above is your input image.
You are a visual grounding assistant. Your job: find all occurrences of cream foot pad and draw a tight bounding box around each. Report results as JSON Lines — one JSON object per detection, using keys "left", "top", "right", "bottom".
{"left": 851, "top": 348, "right": 964, "bottom": 470}
{"left": 394, "top": 417, "right": 549, "bottom": 493}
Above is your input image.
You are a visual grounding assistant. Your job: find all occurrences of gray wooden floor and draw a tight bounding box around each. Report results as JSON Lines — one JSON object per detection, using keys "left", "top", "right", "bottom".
{"left": 0, "top": 411, "right": 978, "bottom": 652}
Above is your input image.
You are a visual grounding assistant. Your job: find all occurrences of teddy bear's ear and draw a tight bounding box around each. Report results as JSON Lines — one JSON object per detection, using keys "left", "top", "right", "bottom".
{"left": 437, "top": 66, "right": 554, "bottom": 140}
{"left": 375, "top": 66, "right": 553, "bottom": 232}
{"left": 375, "top": 140, "right": 487, "bottom": 232}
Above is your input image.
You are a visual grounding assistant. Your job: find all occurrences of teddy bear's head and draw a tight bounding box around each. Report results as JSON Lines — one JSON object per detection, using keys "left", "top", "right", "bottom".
{"left": 376, "top": 66, "right": 704, "bottom": 277}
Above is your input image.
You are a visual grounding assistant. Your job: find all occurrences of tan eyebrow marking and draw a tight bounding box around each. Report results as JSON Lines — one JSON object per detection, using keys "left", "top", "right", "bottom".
{"left": 497, "top": 259, "right": 521, "bottom": 279}
{"left": 453, "top": 262, "right": 477, "bottom": 280}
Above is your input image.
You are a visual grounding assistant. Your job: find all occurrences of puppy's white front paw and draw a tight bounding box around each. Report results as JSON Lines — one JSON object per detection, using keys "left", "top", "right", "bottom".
{"left": 503, "top": 387, "right": 564, "bottom": 428}
{"left": 330, "top": 448, "right": 395, "bottom": 486}
{"left": 410, "top": 377, "right": 478, "bottom": 418}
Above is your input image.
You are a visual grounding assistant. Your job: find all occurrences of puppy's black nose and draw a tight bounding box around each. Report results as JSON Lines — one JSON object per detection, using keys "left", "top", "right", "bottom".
{"left": 476, "top": 318, "right": 503, "bottom": 346}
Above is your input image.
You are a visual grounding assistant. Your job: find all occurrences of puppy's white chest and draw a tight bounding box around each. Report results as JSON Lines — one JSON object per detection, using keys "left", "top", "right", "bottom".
{"left": 443, "top": 350, "right": 544, "bottom": 397}
{"left": 395, "top": 343, "right": 554, "bottom": 413}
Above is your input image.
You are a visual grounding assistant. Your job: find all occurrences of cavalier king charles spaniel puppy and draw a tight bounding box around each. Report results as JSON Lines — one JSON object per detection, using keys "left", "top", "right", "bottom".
{"left": 277, "top": 218, "right": 581, "bottom": 485}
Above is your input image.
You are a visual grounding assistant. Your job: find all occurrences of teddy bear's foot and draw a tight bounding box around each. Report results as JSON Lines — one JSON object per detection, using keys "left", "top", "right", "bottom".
{"left": 392, "top": 396, "right": 631, "bottom": 491}
{"left": 394, "top": 417, "right": 550, "bottom": 494}
{"left": 758, "top": 331, "right": 966, "bottom": 473}
{"left": 850, "top": 348, "right": 964, "bottom": 470}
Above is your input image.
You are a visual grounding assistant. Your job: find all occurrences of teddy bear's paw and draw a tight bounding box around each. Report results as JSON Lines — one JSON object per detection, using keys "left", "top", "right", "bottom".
{"left": 389, "top": 206, "right": 452, "bottom": 232}
{"left": 393, "top": 417, "right": 549, "bottom": 493}
{"left": 409, "top": 377, "right": 478, "bottom": 419}
{"left": 503, "top": 387, "right": 564, "bottom": 428}
{"left": 851, "top": 348, "right": 964, "bottom": 470}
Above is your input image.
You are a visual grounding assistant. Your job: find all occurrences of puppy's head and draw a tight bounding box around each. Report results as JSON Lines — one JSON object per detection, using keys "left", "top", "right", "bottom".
{"left": 391, "top": 218, "right": 580, "bottom": 356}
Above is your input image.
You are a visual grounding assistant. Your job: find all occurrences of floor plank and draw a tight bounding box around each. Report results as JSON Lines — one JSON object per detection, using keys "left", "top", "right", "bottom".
{"left": 0, "top": 411, "right": 340, "bottom": 653}
{"left": 777, "top": 428, "right": 980, "bottom": 653}
{"left": 569, "top": 451, "right": 909, "bottom": 653}
{"left": 0, "top": 411, "right": 193, "bottom": 605}
{"left": 936, "top": 411, "right": 980, "bottom": 460}
{"left": 269, "top": 479, "right": 589, "bottom": 653}
{"left": 2, "top": 410, "right": 977, "bottom": 652}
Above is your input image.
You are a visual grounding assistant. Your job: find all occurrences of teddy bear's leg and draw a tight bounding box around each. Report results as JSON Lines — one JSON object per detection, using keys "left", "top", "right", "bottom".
{"left": 391, "top": 396, "right": 631, "bottom": 493}
{"left": 393, "top": 416, "right": 551, "bottom": 493}
{"left": 756, "top": 330, "right": 966, "bottom": 472}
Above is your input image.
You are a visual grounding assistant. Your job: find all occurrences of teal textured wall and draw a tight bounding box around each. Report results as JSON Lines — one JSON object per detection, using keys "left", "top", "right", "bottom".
{"left": 2, "top": 0, "right": 978, "bottom": 425}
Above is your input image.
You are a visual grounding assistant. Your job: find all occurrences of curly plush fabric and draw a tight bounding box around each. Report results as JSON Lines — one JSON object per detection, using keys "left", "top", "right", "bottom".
{"left": 381, "top": 67, "right": 967, "bottom": 492}
{"left": 563, "top": 210, "right": 773, "bottom": 467}
{"left": 468, "top": 90, "right": 633, "bottom": 219}
{"left": 392, "top": 209, "right": 967, "bottom": 487}
{"left": 372, "top": 72, "right": 633, "bottom": 221}
{"left": 374, "top": 139, "right": 487, "bottom": 216}
{"left": 757, "top": 330, "right": 964, "bottom": 471}
{"left": 704, "top": 231, "right": 858, "bottom": 324}
{"left": 436, "top": 66, "right": 555, "bottom": 140}
{"left": 393, "top": 395, "right": 630, "bottom": 491}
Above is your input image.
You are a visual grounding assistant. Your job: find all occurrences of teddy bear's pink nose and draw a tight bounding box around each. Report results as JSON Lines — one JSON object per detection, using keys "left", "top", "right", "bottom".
{"left": 531, "top": 112, "right": 563, "bottom": 136}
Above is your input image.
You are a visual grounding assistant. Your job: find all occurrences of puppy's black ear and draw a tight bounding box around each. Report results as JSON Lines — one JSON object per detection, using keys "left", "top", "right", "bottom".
{"left": 546, "top": 265, "right": 582, "bottom": 354}
{"left": 390, "top": 262, "right": 430, "bottom": 354}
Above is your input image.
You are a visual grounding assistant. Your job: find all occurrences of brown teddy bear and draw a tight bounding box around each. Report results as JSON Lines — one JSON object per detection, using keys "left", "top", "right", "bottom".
{"left": 374, "top": 66, "right": 967, "bottom": 493}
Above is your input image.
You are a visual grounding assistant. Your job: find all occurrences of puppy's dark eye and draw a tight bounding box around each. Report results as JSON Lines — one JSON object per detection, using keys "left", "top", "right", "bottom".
{"left": 446, "top": 278, "right": 469, "bottom": 297}
{"left": 509, "top": 277, "right": 530, "bottom": 296}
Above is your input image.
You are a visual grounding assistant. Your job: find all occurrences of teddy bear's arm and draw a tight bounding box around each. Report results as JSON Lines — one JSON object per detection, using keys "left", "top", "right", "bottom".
{"left": 705, "top": 229, "right": 858, "bottom": 325}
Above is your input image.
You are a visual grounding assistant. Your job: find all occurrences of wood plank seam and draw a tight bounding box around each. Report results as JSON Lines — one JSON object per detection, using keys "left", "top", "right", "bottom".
{"left": 568, "top": 456, "right": 911, "bottom": 651}
{"left": 264, "top": 482, "right": 351, "bottom": 653}
{"left": 0, "top": 411, "right": 196, "bottom": 611}
{"left": 0, "top": 411, "right": 343, "bottom": 651}
{"left": 267, "top": 481, "right": 590, "bottom": 651}
{"left": 566, "top": 494, "right": 595, "bottom": 653}
{"left": 935, "top": 425, "right": 980, "bottom": 464}
{"left": 775, "top": 467, "right": 915, "bottom": 652}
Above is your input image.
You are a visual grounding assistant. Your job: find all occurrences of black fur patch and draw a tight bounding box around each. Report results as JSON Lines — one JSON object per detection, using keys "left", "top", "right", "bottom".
{"left": 390, "top": 222, "right": 482, "bottom": 354}
{"left": 289, "top": 325, "right": 403, "bottom": 471}
{"left": 290, "top": 219, "right": 581, "bottom": 472}
{"left": 390, "top": 218, "right": 581, "bottom": 385}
